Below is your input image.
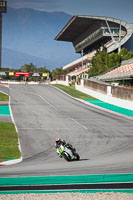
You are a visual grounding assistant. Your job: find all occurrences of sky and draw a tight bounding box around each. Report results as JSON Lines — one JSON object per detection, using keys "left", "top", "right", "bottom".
{"left": 7, "top": 0, "right": 133, "bottom": 23}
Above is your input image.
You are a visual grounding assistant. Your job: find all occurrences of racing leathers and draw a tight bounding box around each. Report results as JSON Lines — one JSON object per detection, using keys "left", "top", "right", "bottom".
{"left": 55, "top": 139, "right": 76, "bottom": 158}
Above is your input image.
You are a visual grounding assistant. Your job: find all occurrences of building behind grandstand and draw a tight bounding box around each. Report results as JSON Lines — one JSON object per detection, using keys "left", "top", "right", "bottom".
{"left": 55, "top": 15, "right": 133, "bottom": 83}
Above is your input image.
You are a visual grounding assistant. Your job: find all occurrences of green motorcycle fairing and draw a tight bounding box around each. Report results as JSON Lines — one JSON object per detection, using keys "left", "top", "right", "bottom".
{"left": 58, "top": 146, "right": 74, "bottom": 159}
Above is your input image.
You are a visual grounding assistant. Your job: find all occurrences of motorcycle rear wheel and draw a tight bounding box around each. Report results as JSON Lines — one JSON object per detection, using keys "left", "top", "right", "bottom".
{"left": 74, "top": 153, "right": 80, "bottom": 160}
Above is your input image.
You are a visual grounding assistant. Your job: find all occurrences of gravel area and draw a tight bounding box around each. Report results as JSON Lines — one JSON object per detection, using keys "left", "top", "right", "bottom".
{"left": 0, "top": 193, "right": 133, "bottom": 200}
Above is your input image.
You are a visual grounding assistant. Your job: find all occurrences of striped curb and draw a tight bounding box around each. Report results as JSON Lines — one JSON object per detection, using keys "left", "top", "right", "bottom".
{"left": 0, "top": 158, "right": 22, "bottom": 166}
{"left": 0, "top": 173, "right": 133, "bottom": 185}
{"left": 77, "top": 99, "right": 133, "bottom": 120}
{"left": 0, "top": 89, "right": 22, "bottom": 166}
{"left": 0, "top": 174, "right": 133, "bottom": 193}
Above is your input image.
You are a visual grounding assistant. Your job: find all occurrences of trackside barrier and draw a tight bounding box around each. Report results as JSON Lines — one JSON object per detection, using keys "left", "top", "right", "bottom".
{"left": 53, "top": 76, "right": 133, "bottom": 110}
{"left": 82, "top": 79, "right": 133, "bottom": 101}
{"left": 51, "top": 75, "right": 70, "bottom": 86}
{"left": 112, "top": 86, "right": 133, "bottom": 100}
{"left": 51, "top": 80, "right": 68, "bottom": 86}
{"left": 84, "top": 79, "right": 107, "bottom": 95}
{"left": 0, "top": 81, "right": 39, "bottom": 85}
{"left": 75, "top": 82, "right": 133, "bottom": 111}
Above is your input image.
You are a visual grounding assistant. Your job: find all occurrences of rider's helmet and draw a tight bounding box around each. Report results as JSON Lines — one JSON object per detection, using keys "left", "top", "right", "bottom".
{"left": 55, "top": 138, "right": 62, "bottom": 146}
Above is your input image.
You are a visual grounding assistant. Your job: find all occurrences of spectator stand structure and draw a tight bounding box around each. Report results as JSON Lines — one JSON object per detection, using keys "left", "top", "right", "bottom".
{"left": 55, "top": 15, "right": 133, "bottom": 81}
{"left": 97, "top": 63, "right": 133, "bottom": 83}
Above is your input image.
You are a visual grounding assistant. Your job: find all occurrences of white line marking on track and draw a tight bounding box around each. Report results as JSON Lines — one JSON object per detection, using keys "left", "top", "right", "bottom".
{"left": 70, "top": 118, "right": 88, "bottom": 130}
{"left": 11, "top": 89, "right": 88, "bottom": 130}
{"left": 8, "top": 87, "right": 22, "bottom": 160}
{"left": 18, "top": 91, "right": 59, "bottom": 112}
{"left": 38, "top": 94, "right": 59, "bottom": 111}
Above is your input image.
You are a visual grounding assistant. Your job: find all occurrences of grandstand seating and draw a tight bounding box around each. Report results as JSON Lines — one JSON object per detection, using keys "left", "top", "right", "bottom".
{"left": 65, "top": 50, "right": 96, "bottom": 78}
{"left": 68, "top": 66, "right": 88, "bottom": 77}
{"left": 63, "top": 50, "right": 96, "bottom": 71}
{"left": 97, "top": 63, "right": 133, "bottom": 81}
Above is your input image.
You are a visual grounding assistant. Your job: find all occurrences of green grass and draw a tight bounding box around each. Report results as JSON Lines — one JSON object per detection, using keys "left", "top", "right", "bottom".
{"left": 0, "top": 92, "right": 9, "bottom": 101}
{"left": 0, "top": 122, "right": 21, "bottom": 162}
{"left": 54, "top": 84, "right": 96, "bottom": 100}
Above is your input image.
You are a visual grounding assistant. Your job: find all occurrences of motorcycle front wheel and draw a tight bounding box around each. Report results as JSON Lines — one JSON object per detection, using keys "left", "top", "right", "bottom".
{"left": 63, "top": 152, "right": 71, "bottom": 162}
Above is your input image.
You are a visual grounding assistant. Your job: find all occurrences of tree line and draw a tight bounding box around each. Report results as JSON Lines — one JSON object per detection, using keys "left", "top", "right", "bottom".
{"left": 0, "top": 48, "right": 133, "bottom": 81}
{"left": 88, "top": 48, "right": 133, "bottom": 77}
{"left": 0, "top": 62, "right": 67, "bottom": 81}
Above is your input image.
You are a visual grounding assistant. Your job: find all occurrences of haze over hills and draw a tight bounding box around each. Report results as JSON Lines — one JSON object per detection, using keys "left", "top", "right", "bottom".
{"left": 2, "top": 47, "right": 49, "bottom": 69}
{"left": 2, "top": 7, "right": 78, "bottom": 69}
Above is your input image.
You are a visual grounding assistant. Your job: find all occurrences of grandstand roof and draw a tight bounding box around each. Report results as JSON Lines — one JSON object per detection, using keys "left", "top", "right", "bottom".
{"left": 55, "top": 15, "right": 133, "bottom": 53}
{"left": 55, "top": 15, "right": 96, "bottom": 42}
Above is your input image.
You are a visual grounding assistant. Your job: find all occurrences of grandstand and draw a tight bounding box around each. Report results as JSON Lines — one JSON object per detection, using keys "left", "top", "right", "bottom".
{"left": 55, "top": 15, "right": 133, "bottom": 80}
{"left": 96, "top": 59, "right": 133, "bottom": 82}
{"left": 63, "top": 50, "right": 96, "bottom": 79}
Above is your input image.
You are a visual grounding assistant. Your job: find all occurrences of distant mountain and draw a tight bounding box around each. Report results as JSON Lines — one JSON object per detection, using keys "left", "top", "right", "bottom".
{"left": 2, "top": 7, "right": 78, "bottom": 69}
{"left": 2, "top": 48, "right": 53, "bottom": 69}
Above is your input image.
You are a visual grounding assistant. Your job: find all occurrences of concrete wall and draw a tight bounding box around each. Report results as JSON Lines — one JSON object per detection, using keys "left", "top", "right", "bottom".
{"left": 50, "top": 80, "right": 68, "bottom": 86}
{"left": 75, "top": 83, "right": 133, "bottom": 111}
{"left": 0, "top": 81, "right": 39, "bottom": 85}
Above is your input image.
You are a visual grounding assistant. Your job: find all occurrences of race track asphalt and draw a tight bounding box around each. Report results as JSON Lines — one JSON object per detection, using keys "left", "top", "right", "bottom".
{"left": 0, "top": 84, "right": 133, "bottom": 177}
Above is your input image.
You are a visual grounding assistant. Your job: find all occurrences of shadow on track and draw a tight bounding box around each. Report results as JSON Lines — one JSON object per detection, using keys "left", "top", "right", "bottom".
{"left": 79, "top": 158, "right": 90, "bottom": 161}
{"left": 71, "top": 158, "right": 89, "bottom": 162}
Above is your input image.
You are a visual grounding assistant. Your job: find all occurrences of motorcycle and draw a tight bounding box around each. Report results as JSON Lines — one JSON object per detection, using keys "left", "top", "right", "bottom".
{"left": 57, "top": 144, "right": 80, "bottom": 161}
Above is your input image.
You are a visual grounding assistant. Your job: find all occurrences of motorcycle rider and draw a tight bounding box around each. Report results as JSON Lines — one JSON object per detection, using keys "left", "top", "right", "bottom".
{"left": 55, "top": 138, "right": 66, "bottom": 148}
{"left": 55, "top": 138, "right": 76, "bottom": 157}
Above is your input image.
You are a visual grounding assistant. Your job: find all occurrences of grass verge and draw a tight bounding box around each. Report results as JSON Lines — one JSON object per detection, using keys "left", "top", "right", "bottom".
{"left": 0, "top": 92, "right": 9, "bottom": 101}
{"left": 53, "top": 84, "right": 96, "bottom": 100}
{"left": 0, "top": 122, "right": 21, "bottom": 162}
